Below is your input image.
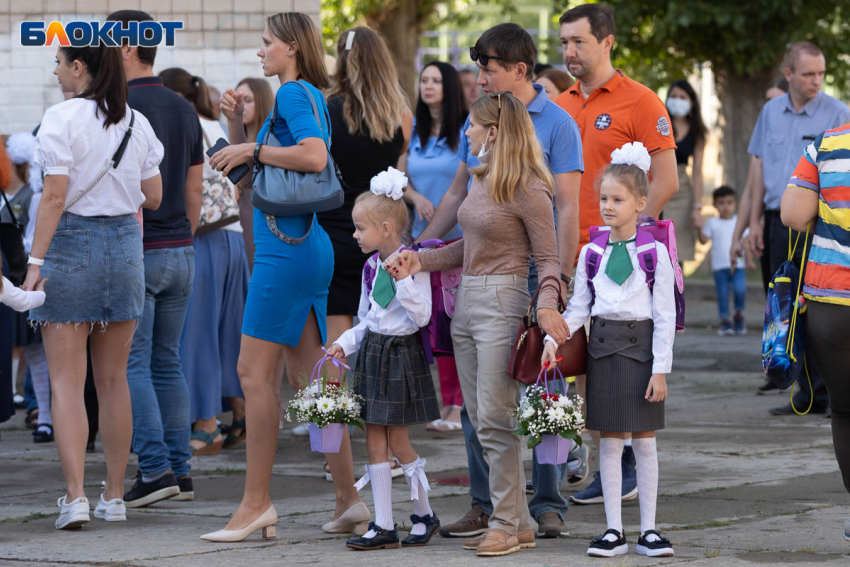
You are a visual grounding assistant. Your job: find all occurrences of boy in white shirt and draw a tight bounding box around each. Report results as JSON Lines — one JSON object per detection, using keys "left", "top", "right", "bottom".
{"left": 696, "top": 186, "right": 748, "bottom": 335}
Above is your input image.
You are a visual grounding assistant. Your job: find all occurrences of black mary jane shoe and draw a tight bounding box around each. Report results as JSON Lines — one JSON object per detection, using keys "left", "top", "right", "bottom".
{"left": 346, "top": 522, "right": 400, "bottom": 550}
{"left": 33, "top": 424, "right": 54, "bottom": 443}
{"left": 402, "top": 513, "right": 440, "bottom": 547}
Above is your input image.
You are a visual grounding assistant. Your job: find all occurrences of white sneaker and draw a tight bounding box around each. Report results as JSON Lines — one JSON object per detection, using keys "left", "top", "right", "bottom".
{"left": 292, "top": 423, "right": 310, "bottom": 436}
{"left": 55, "top": 496, "right": 90, "bottom": 530}
{"left": 94, "top": 494, "right": 127, "bottom": 522}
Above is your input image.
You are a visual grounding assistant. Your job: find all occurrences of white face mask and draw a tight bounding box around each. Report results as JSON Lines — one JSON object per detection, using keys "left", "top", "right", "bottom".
{"left": 666, "top": 97, "right": 691, "bottom": 118}
{"left": 476, "top": 129, "right": 495, "bottom": 161}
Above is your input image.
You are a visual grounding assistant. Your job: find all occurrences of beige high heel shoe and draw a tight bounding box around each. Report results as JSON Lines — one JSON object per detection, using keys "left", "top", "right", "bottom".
{"left": 321, "top": 501, "right": 370, "bottom": 535}
{"left": 200, "top": 505, "right": 278, "bottom": 542}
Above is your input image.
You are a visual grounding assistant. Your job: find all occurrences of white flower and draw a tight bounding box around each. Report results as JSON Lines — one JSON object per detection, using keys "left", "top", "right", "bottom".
{"left": 370, "top": 167, "right": 407, "bottom": 201}
{"left": 547, "top": 407, "right": 566, "bottom": 422}
{"left": 522, "top": 406, "right": 536, "bottom": 420}
{"left": 316, "top": 396, "right": 336, "bottom": 413}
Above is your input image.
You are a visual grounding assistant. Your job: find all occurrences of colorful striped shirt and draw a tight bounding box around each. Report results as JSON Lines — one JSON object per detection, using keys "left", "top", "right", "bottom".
{"left": 787, "top": 123, "right": 850, "bottom": 305}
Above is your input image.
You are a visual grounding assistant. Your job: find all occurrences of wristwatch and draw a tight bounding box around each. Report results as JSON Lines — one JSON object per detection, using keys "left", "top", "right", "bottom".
{"left": 27, "top": 256, "right": 44, "bottom": 267}
{"left": 560, "top": 273, "right": 573, "bottom": 289}
{"left": 253, "top": 143, "right": 263, "bottom": 164}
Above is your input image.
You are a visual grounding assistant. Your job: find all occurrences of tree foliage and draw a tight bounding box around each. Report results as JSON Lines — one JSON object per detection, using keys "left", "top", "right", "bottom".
{"left": 583, "top": 0, "right": 850, "bottom": 92}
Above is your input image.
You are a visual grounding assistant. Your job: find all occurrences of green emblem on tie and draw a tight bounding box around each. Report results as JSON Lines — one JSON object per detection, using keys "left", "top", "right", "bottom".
{"left": 372, "top": 266, "right": 397, "bottom": 308}
{"left": 605, "top": 240, "right": 634, "bottom": 286}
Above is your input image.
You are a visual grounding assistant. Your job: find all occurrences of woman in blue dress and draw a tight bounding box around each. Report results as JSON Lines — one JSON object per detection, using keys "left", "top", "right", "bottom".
{"left": 204, "top": 12, "right": 363, "bottom": 541}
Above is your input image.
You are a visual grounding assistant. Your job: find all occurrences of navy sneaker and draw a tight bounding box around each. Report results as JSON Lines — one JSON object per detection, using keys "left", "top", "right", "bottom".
{"left": 636, "top": 530, "right": 674, "bottom": 557}
{"left": 587, "top": 529, "right": 628, "bottom": 557}
{"left": 570, "top": 472, "right": 603, "bottom": 504}
{"left": 622, "top": 446, "right": 638, "bottom": 501}
{"left": 718, "top": 320, "right": 733, "bottom": 336}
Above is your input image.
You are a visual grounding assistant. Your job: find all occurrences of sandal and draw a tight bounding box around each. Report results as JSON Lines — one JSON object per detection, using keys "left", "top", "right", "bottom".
{"left": 429, "top": 420, "right": 463, "bottom": 432}
{"left": 223, "top": 417, "right": 246, "bottom": 449}
{"left": 190, "top": 428, "right": 223, "bottom": 456}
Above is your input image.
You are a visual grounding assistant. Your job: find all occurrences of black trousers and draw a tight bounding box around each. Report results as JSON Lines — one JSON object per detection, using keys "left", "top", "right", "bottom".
{"left": 807, "top": 300, "right": 850, "bottom": 493}
{"left": 763, "top": 210, "right": 829, "bottom": 410}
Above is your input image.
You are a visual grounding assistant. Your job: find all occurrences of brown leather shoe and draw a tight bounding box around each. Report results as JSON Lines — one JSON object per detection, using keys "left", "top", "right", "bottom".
{"left": 439, "top": 505, "right": 490, "bottom": 537}
{"left": 536, "top": 511, "right": 568, "bottom": 538}
{"left": 464, "top": 529, "right": 535, "bottom": 550}
{"left": 475, "top": 529, "right": 521, "bottom": 557}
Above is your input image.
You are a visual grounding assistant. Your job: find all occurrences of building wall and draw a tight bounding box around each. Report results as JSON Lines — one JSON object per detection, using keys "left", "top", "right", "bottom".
{"left": 0, "top": 0, "right": 321, "bottom": 134}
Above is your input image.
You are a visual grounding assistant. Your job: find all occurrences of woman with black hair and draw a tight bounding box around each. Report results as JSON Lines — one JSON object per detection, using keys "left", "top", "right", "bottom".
{"left": 159, "top": 67, "right": 249, "bottom": 455}
{"left": 24, "top": 44, "right": 163, "bottom": 530}
{"left": 664, "top": 79, "right": 706, "bottom": 262}
{"left": 400, "top": 61, "right": 467, "bottom": 431}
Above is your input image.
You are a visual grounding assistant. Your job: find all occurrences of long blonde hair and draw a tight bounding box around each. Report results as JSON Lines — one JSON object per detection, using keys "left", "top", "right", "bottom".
{"left": 266, "top": 13, "right": 329, "bottom": 89}
{"left": 328, "top": 26, "right": 409, "bottom": 143}
{"left": 469, "top": 93, "right": 554, "bottom": 203}
{"left": 236, "top": 77, "right": 274, "bottom": 143}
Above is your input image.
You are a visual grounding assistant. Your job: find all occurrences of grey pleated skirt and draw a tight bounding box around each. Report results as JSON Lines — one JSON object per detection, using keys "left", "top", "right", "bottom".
{"left": 585, "top": 318, "right": 665, "bottom": 432}
{"left": 352, "top": 330, "right": 440, "bottom": 426}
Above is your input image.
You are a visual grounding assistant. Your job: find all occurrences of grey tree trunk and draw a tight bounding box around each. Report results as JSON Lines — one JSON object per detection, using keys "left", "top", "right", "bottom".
{"left": 715, "top": 68, "right": 776, "bottom": 192}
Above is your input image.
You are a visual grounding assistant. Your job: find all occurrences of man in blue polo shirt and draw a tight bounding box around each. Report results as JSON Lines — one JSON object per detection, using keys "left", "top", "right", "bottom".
{"left": 420, "top": 23, "right": 584, "bottom": 542}
{"left": 109, "top": 10, "right": 204, "bottom": 507}
{"left": 747, "top": 41, "right": 849, "bottom": 413}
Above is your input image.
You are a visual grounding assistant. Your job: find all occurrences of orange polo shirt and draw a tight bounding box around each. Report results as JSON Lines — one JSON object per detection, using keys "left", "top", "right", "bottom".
{"left": 555, "top": 71, "right": 676, "bottom": 256}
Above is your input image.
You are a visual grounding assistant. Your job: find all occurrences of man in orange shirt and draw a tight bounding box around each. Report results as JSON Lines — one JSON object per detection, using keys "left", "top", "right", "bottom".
{"left": 553, "top": 4, "right": 679, "bottom": 509}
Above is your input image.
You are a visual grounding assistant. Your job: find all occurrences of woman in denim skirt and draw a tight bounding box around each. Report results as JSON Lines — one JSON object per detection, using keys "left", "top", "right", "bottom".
{"left": 24, "top": 44, "right": 164, "bottom": 530}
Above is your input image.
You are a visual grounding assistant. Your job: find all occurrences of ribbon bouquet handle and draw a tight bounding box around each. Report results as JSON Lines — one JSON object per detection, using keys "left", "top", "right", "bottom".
{"left": 310, "top": 347, "right": 353, "bottom": 389}
{"left": 535, "top": 356, "right": 568, "bottom": 396}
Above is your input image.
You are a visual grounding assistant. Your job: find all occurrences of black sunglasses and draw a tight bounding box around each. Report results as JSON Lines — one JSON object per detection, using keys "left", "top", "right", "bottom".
{"left": 470, "top": 47, "right": 506, "bottom": 67}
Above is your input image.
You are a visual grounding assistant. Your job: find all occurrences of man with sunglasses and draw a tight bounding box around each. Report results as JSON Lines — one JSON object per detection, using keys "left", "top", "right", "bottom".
{"left": 554, "top": 4, "right": 679, "bottom": 509}
{"left": 419, "top": 22, "right": 584, "bottom": 548}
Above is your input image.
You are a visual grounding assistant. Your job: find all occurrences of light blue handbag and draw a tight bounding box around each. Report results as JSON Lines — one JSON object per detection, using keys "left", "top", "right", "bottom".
{"left": 251, "top": 81, "right": 344, "bottom": 244}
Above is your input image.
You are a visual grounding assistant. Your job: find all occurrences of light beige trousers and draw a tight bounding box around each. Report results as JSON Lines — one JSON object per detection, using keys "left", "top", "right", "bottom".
{"left": 451, "top": 274, "right": 531, "bottom": 534}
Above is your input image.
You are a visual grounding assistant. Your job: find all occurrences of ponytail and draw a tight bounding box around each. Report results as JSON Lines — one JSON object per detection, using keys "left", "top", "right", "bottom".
{"left": 61, "top": 44, "right": 127, "bottom": 128}
{"left": 159, "top": 68, "right": 215, "bottom": 120}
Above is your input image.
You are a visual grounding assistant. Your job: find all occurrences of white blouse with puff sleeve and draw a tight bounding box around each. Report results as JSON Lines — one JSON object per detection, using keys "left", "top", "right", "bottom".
{"left": 34, "top": 98, "right": 164, "bottom": 217}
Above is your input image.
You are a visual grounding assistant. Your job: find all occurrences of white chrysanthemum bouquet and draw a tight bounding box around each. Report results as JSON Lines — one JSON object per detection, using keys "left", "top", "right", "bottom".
{"left": 511, "top": 367, "right": 584, "bottom": 464}
{"left": 286, "top": 350, "right": 364, "bottom": 452}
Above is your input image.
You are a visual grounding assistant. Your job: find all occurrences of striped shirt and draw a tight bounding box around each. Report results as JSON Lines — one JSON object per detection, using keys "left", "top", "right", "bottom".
{"left": 787, "top": 123, "right": 850, "bottom": 305}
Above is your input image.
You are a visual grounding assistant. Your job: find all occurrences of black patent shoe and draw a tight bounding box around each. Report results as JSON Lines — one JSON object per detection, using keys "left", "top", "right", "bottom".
{"left": 402, "top": 514, "right": 440, "bottom": 546}
{"left": 33, "top": 424, "right": 54, "bottom": 443}
{"left": 346, "top": 522, "right": 400, "bottom": 550}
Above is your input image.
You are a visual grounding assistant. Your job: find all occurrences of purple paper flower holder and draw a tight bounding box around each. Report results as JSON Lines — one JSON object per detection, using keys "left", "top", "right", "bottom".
{"left": 309, "top": 422, "right": 344, "bottom": 453}
{"left": 536, "top": 434, "right": 571, "bottom": 465}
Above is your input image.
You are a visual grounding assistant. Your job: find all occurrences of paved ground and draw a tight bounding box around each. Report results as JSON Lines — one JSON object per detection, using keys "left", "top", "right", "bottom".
{"left": 1, "top": 281, "right": 848, "bottom": 566}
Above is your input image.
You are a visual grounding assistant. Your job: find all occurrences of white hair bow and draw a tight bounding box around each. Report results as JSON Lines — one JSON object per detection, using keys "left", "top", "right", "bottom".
{"left": 610, "top": 141, "right": 651, "bottom": 173}
{"left": 370, "top": 167, "right": 408, "bottom": 201}
{"left": 6, "top": 132, "right": 35, "bottom": 165}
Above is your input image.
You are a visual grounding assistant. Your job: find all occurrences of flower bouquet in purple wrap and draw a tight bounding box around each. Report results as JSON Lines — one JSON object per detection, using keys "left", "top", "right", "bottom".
{"left": 286, "top": 349, "right": 364, "bottom": 453}
{"left": 511, "top": 361, "right": 584, "bottom": 465}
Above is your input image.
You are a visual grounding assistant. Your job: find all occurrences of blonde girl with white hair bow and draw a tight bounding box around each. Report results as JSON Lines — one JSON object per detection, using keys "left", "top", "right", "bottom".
{"left": 325, "top": 167, "right": 442, "bottom": 551}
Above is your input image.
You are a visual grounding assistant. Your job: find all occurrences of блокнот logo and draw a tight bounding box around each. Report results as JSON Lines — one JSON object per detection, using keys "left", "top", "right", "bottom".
{"left": 20, "top": 20, "right": 183, "bottom": 47}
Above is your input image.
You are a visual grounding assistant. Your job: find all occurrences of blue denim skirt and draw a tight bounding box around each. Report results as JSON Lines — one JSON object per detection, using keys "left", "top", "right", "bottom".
{"left": 29, "top": 213, "right": 144, "bottom": 324}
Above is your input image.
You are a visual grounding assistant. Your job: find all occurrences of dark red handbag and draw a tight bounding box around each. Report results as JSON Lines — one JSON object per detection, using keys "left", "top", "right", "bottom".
{"left": 507, "top": 276, "right": 588, "bottom": 384}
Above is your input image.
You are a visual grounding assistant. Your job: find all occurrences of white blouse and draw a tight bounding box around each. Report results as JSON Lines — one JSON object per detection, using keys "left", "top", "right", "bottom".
{"left": 1, "top": 276, "right": 45, "bottom": 312}
{"left": 548, "top": 236, "right": 677, "bottom": 374}
{"left": 199, "top": 117, "right": 241, "bottom": 233}
{"left": 34, "top": 98, "right": 164, "bottom": 216}
{"left": 334, "top": 250, "right": 432, "bottom": 357}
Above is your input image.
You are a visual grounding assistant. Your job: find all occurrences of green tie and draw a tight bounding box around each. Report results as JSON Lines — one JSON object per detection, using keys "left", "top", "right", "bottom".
{"left": 372, "top": 266, "right": 397, "bottom": 308}
{"left": 605, "top": 239, "right": 634, "bottom": 286}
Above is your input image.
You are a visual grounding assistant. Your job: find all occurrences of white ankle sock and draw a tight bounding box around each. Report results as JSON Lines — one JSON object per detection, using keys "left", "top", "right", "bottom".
{"left": 364, "top": 462, "right": 393, "bottom": 537}
{"left": 624, "top": 437, "right": 632, "bottom": 447}
{"left": 600, "top": 437, "right": 625, "bottom": 535}
{"left": 400, "top": 457, "right": 432, "bottom": 536}
{"left": 632, "top": 437, "right": 659, "bottom": 534}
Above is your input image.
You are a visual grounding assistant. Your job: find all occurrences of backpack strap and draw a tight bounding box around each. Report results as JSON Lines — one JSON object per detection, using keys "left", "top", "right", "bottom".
{"left": 363, "top": 252, "right": 380, "bottom": 297}
{"left": 585, "top": 229, "right": 610, "bottom": 308}
{"left": 635, "top": 228, "right": 657, "bottom": 293}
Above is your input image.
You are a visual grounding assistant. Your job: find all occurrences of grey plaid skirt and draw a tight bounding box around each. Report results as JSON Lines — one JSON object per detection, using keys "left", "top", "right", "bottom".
{"left": 353, "top": 330, "right": 440, "bottom": 426}
{"left": 585, "top": 318, "right": 665, "bottom": 432}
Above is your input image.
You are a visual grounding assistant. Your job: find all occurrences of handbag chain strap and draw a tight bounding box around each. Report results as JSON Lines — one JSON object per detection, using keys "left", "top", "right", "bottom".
{"left": 0, "top": 190, "right": 22, "bottom": 228}
{"left": 64, "top": 111, "right": 136, "bottom": 213}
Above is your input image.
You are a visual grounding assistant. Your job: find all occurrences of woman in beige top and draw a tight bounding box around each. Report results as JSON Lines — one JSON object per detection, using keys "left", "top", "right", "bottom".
{"left": 388, "top": 92, "right": 567, "bottom": 556}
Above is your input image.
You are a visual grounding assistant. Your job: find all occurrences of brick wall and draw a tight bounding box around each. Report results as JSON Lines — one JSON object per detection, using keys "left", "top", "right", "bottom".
{"left": 0, "top": 0, "right": 321, "bottom": 134}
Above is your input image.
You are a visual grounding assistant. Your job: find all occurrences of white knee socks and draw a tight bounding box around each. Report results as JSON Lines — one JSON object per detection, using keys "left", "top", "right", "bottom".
{"left": 355, "top": 462, "right": 394, "bottom": 537}
{"left": 632, "top": 437, "right": 659, "bottom": 534}
{"left": 600, "top": 437, "right": 625, "bottom": 536}
{"left": 401, "top": 457, "right": 433, "bottom": 536}
{"left": 23, "top": 344, "right": 51, "bottom": 426}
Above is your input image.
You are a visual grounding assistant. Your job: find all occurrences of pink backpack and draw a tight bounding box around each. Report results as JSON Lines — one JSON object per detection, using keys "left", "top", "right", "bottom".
{"left": 362, "top": 239, "right": 461, "bottom": 360}
{"left": 585, "top": 217, "right": 685, "bottom": 330}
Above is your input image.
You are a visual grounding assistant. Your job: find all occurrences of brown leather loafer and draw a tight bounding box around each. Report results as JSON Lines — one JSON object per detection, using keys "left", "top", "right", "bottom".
{"left": 439, "top": 505, "right": 490, "bottom": 537}
{"left": 475, "top": 529, "right": 521, "bottom": 557}
{"left": 464, "top": 529, "right": 535, "bottom": 550}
